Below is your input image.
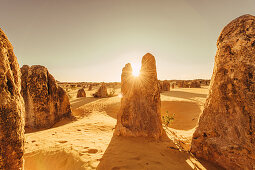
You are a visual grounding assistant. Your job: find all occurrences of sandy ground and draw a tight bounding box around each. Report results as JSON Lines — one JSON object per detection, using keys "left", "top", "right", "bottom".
{"left": 24, "top": 86, "right": 222, "bottom": 170}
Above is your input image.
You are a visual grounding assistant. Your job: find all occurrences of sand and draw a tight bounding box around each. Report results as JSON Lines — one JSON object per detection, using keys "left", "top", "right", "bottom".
{"left": 24, "top": 86, "right": 222, "bottom": 170}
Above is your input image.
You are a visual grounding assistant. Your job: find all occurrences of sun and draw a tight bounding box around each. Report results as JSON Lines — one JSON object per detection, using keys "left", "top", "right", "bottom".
{"left": 131, "top": 62, "right": 141, "bottom": 77}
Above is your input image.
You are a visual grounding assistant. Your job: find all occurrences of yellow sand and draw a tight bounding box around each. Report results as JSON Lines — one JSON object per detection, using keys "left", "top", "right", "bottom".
{"left": 24, "top": 86, "right": 221, "bottom": 170}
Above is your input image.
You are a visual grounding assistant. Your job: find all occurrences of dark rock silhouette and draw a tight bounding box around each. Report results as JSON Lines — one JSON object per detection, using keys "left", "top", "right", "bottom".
{"left": 77, "top": 88, "right": 86, "bottom": 98}
{"left": 93, "top": 83, "right": 108, "bottom": 98}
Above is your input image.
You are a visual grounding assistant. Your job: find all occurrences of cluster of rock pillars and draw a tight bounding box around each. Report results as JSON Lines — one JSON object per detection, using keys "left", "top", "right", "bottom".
{"left": 0, "top": 14, "right": 255, "bottom": 169}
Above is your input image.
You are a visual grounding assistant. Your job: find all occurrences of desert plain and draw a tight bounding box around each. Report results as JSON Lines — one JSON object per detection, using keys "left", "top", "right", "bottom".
{"left": 24, "top": 84, "right": 220, "bottom": 170}
{"left": 1, "top": 1, "right": 255, "bottom": 169}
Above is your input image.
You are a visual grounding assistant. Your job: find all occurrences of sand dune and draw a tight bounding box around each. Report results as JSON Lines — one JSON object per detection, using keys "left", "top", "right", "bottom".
{"left": 24, "top": 86, "right": 222, "bottom": 170}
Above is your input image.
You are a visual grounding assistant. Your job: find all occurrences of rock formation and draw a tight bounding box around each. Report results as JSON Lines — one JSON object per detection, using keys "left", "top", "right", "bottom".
{"left": 189, "top": 80, "right": 201, "bottom": 88}
{"left": 191, "top": 15, "right": 255, "bottom": 169}
{"left": 205, "top": 80, "right": 210, "bottom": 85}
{"left": 77, "top": 88, "right": 86, "bottom": 98}
{"left": 162, "top": 80, "right": 170, "bottom": 91}
{"left": 171, "top": 83, "right": 175, "bottom": 89}
{"left": 114, "top": 53, "right": 165, "bottom": 140}
{"left": 178, "top": 81, "right": 189, "bottom": 88}
{"left": 88, "top": 84, "right": 93, "bottom": 91}
{"left": 21, "top": 65, "right": 71, "bottom": 129}
{"left": 0, "top": 28, "right": 25, "bottom": 169}
{"left": 200, "top": 79, "right": 210, "bottom": 86}
{"left": 159, "top": 81, "right": 163, "bottom": 91}
{"left": 93, "top": 83, "right": 108, "bottom": 98}
{"left": 177, "top": 81, "right": 183, "bottom": 88}
{"left": 70, "top": 84, "right": 76, "bottom": 88}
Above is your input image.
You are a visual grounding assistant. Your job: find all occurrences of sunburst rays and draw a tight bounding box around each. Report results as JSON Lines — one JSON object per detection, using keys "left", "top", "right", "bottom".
{"left": 120, "top": 54, "right": 158, "bottom": 100}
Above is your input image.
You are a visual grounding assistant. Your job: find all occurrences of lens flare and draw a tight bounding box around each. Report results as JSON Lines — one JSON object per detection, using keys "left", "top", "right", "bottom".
{"left": 118, "top": 93, "right": 123, "bottom": 98}
{"left": 131, "top": 62, "right": 141, "bottom": 77}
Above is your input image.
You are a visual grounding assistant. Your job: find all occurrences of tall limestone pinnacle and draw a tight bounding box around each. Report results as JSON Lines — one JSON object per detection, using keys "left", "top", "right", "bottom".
{"left": 115, "top": 53, "right": 165, "bottom": 140}
{"left": 21, "top": 65, "right": 71, "bottom": 129}
{"left": 0, "top": 28, "right": 25, "bottom": 169}
{"left": 191, "top": 14, "right": 255, "bottom": 169}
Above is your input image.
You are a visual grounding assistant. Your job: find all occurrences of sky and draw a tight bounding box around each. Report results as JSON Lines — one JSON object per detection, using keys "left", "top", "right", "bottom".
{"left": 0, "top": 0, "right": 255, "bottom": 82}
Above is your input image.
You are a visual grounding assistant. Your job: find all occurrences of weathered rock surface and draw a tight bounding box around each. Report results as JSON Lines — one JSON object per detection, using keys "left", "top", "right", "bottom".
{"left": 93, "top": 83, "right": 108, "bottom": 98}
{"left": 0, "top": 28, "right": 25, "bottom": 169}
{"left": 21, "top": 65, "right": 71, "bottom": 129}
{"left": 77, "top": 88, "right": 86, "bottom": 98}
{"left": 191, "top": 14, "right": 255, "bottom": 169}
{"left": 114, "top": 53, "right": 165, "bottom": 140}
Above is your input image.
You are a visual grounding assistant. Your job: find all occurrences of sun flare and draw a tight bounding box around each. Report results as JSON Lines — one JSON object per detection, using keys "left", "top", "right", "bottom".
{"left": 131, "top": 62, "right": 141, "bottom": 77}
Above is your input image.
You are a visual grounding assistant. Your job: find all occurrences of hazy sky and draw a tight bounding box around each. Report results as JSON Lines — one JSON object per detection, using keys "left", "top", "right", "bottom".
{"left": 1, "top": 0, "right": 255, "bottom": 82}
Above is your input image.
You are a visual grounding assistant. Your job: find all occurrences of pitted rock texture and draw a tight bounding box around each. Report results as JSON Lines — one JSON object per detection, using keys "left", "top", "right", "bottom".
{"left": 21, "top": 65, "right": 71, "bottom": 129}
{"left": 77, "top": 88, "right": 86, "bottom": 98}
{"left": 0, "top": 28, "right": 25, "bottom": 170}
{"left": 191, "top": 14, "right": 255, "bottom": 169}
{"left": 114, "top": 53, "right": 165, "bottom": 140}
{"left": 93, "top": 83, "right": 108, "bottom": 98}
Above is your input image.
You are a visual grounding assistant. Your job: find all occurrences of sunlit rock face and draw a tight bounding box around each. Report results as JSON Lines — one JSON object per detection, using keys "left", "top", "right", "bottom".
{"left": 191, "top": 14, "right": 255, "bottom": 169}
{"left": 21, "top": 65, "right": 71, "bottom": 129}
{"left": 77, "top": 88, "right": 86, "bottom": 98}
{"left": 93, "top": 83, "right": 108, "bottom": 98}
{"left": 115, "top": 53, "right": 165, "bottom": 140}
{"left": 0, "top": 28, "right": 25, "bottom": 170}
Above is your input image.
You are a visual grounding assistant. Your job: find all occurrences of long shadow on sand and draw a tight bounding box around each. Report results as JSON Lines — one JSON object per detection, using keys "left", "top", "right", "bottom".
{"left": 161, "top": 90, "right": 208, "bottom": 101}
{"left": 162, "top": 101, "right": 201, "bottom": 130}
{"left": 97, "top": 136, "right": 221, "bottom": 170}
{"left": 104, "top": 103, "right": 120, "bottom": 119}
{"left": 104, "top": 101, "right": 201, "bottom": 131}
{"left": 71, "top": 97, "right": 100, "bottom": 110}
{"left": 25, "top": 97, "right": 100, "bottom": 134}
{"left": 25, "top": 116, "right": 75, "bottom": 134}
